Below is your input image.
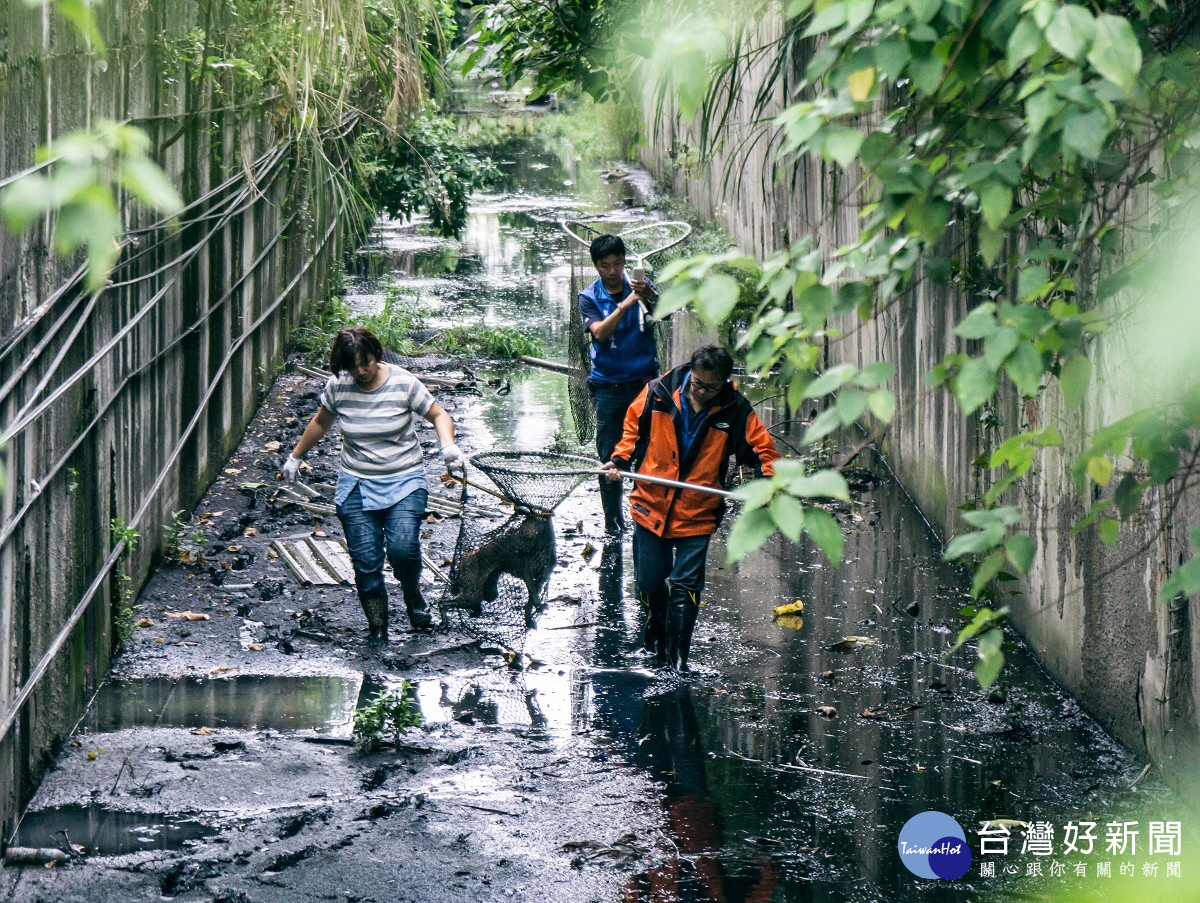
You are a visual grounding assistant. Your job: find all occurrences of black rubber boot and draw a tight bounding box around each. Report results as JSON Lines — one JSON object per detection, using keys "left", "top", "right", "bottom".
{"left": 639, "top": 587, "right": 669, "bottom": 658}
{"left": 664, "top": 588, "right": 700, "bottom": 672}
{"left": 599, "top": 478, "right": 626, "bottom": 535}
{"left": 360, "top": 588, "right": 389, "bottom": 645}
{"left": 401, "top": 579, "right": 434, "bottom": 630}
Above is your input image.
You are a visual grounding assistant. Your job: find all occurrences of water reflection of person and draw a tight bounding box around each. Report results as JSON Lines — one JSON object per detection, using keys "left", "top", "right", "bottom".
{"left": 590, "top": 678, "right": 779, "bottom": 902}
{"left": 578, "top": 233, "right": 660, "bottom": 537}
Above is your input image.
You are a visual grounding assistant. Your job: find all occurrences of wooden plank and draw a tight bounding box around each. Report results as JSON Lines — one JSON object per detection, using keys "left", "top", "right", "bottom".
{"left": 308, "top": 538, "right": 355, "bottom": 584}
{"left": 290, "top": 540, "right": 339, "bottom": 586}
{"left": 272, "top": 540, "right": 317, "bottom": 586}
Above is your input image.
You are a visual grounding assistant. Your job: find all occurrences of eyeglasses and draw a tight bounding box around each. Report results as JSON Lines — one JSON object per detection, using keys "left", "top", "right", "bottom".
{"left": 690, "top": 376, "right": 724, "bottom": 394}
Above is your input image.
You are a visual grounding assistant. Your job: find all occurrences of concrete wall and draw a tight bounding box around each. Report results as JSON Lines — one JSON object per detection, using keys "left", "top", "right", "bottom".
{"left": 639, "top": 16, "right": 1200, "bottom": 771}
{"left": 0, "top": 0, "right": 347, "bottom": 836}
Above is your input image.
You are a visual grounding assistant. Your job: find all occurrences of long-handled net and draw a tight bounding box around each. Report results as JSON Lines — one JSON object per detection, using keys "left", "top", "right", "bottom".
{"left": 564, "top": 218, "right": 693, "bottom": 445}
{"left": 470, "top": 451, "right": 599, "bottom": 516}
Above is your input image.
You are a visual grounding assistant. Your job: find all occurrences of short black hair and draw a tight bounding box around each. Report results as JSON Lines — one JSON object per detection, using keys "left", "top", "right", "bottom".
{"left": 329, "top": 326, "right": 384, "bottom": 375}
{"left": 590, "top": 234, "right": 625, "bottom": 263}
{"left": 689, "top": 345, "right": 734, "bottom": 381}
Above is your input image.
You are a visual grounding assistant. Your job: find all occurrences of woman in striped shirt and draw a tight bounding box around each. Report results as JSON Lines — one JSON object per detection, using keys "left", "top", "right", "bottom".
{"left": 284, "top": 327, "right": 465, "bottom": 643}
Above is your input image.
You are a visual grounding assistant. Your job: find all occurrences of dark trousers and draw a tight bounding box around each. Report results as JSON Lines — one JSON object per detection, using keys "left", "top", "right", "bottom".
{"left": 632, "top": 524, "right": 711, "bottom": 597}
{"left": 592, "top": 380, "right": 644, "bottom": 532}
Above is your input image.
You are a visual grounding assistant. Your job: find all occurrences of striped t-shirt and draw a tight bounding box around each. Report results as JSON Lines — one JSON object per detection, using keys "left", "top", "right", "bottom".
{"left": 320, "top": 364, "right": 435, "bottom": 478}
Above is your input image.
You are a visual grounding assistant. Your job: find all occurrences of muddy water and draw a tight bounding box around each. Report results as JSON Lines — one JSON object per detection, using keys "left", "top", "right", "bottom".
{"left": 344, "top": 143, "right": 1149, "bottom": 900}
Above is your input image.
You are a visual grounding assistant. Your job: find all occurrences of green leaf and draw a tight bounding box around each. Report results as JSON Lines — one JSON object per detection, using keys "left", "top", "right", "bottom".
{"left": 1087, "top": 455, "right": 1112, "bottom": 487}
{"left": 821, "top": 127, "right": 864, "bottom": 167}
{"left": 946, "top": 526, "right": 1005, "bottom": 559}
{"left": 788, "top": 469, "right": 851, "bottom": 501}
{"left": 1114, "top": 473, "right": 1144, "bottom": 519}
{"left": 802, "top": 508, "right": 844, "bottom": 566}
{"left": 1006, "top": 14, "right": 1043, "bottom": 72}
{"left": 655, "top": 284, "right": 695, "bottom": 318}
{"left": 731, "top": 478, "right": 776, "bottom": 510}
{"left": 1017, "top": 265, "right": 1048, "bottom": 302}
{"left": 1058, "top": 354, "right": 1092, "bottom": 406}
{"left": 769, "top": 494, "right": 805, "bottom": 542}
{"left": 867, "top": 389, "right": 896, "bottom": 422}
{"left": 955, "top": 302, "right": 997, "bottom": 340}
{"left": 802, "top": 407, "right": 842, "bottom": 444}
{"left": 1004, "top": 534, "right": 1036, "bottom": 574}
{"left": 975, "top": 628, "right": 1005, "bottom": 689}
{"left": 971, "top": 548, "right": 1007, "bottom": 597}
{"left": 978, "top": 226, "right": 1004, "bottom": 266}
{"left": 118, "top": 157, "right": 184, "bottom": 214}
{"left": 726, "top": 508, "right": 777, "bottom": 563}
{"left": 984, "top": 326, "right": 1020, "bottom": 370}
{"left": 696, "top": 273, "right": 740, "bottom": 325}
{"left": 804, "top": 364, "right": 856, "bottom": 398}
{"left": 1046, "top": 5, "right": 1096, "bottom": 62}
{"left": 905, "top": 196, "right": 950, "bottom": 244}
{"left": 1098, "top": 517, "right": 1120, "bottom": 546}
{"left": 1161, "top": 545, "right": 1200, "bottom": 602}
{"left": 836, "top": 389, "right": 867, "bottom": 424}
{"left": 1087, "top": 14, "right": 1142, "bottom": 95}
{"left": 952, "top": 356, "right": 999, "bottom": 414}
{"left": 803, "top": 3, "right": 848, "bottom": 37}
{"left": 1005, "top": 342, "right": 1044, "bottom": 397}
{"left": 1062, "top": 109, "right": 1111, "bottom": 161}
{"left": 978, "top": 182, "right": 1011, "bottom": 230}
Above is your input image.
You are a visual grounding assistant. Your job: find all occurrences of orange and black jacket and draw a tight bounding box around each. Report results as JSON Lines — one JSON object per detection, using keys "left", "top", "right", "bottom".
{"left": 611, "top": 364, "right": 780, "bottom": 539}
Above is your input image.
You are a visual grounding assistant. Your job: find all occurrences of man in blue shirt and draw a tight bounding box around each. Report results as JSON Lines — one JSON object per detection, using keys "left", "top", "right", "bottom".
{"left": 578, "top": 234, "right": 660, "bottom": 535}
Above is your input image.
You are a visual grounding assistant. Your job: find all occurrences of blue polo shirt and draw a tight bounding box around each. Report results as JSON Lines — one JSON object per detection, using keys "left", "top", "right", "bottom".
{"left": 578, "top": 276, "right": 659, "bottom": 385}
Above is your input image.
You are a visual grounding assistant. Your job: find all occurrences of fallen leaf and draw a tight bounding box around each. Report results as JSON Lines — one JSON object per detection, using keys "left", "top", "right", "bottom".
{"left": 87, "top": 751, "right": 97, "bottom": 760}
{"left": 243, "top": 527, "right": 258, "bottom": 537}
{"left": 816, "top": 706, "right": 837, "bottom": 718}
{"left": 163, "top": 611, "right": 210, "bottom": 621}
{"left": 774, "top": 615, "right": 804, "bottom": 631}
{"left": 772, "top": 600, "right": 804, "bottom": 617}
{"left": 286, "top": 417, "right": 296, "bottom": 424}
{"left": 154, "top": 637, "right": 165, "bottom": 643}
{"left": 746, "top": 836, "right": 783, "bottom": 846}
{"left": 175, "top": 641, "right": 199, "bottom": 647}
{"left": 134, "top": 617, "right": 154, "bottom": 628}
{"left": 227, "top": 545, "right": 242, "bottom": 553}
{"left": 224, "top": 468, "right": 242, "bottom": 475}
{"left": 208, "top": 666, "right": 236, "bottom": 676}
{"left": 581, "top": 542, "right": 596, "bottom": 560}
{"left": 190, "top": 727, "right": 213, "bottom": 736}
{"left": 861, "top": 708, "right": 890, "bottom": 720}
{"left": 267, "top": 549, "right": 278, "bottom": 559}
{"left": 820, "top": 670, "right": 835, "bottom": 679}
{"left": 828, "top": 635, "right": 880, "bottom": 652}
{"left": 264, "top": 441, "right": 281, "bottom": 451}
{"left": 248, "top": 643, "right": 265, "bottom": 651}
{"left": 313, "top": 523, "right": 327, "bottom": 538}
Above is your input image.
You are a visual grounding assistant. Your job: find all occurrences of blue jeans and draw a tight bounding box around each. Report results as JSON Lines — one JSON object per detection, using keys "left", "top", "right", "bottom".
{"left": 336, "top": 484, "right": 428, "bottom": 599}
{"left": 632, "top": 523, "right": 710, "bottom": 597}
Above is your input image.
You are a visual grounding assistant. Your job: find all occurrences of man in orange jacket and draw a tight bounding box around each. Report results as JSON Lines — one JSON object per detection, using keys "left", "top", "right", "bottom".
{"left": 601, "top": 345, "right": 780, "bottom": 671}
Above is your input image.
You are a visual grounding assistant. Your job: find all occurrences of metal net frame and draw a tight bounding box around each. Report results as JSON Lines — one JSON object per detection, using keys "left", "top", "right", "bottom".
{"left": 469, "top": 450, "right": 599, "bottom": 516}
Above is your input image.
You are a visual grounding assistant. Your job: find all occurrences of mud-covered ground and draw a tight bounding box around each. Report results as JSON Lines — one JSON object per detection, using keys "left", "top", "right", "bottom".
{"left": 0, "top": 357, "right": 669, "bottom": 903}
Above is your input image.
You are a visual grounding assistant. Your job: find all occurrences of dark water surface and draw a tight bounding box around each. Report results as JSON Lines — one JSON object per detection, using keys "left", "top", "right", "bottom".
{"left": 344, "top": 142, "right": 1158, "bottom": 901}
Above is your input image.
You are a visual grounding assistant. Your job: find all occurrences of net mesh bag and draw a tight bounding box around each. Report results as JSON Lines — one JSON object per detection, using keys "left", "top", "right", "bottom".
{"left": 438, "top": 488, "right": 558, "bottom": 663}
{"left": 469, "top": 451, "right": 597, "bottom": 515}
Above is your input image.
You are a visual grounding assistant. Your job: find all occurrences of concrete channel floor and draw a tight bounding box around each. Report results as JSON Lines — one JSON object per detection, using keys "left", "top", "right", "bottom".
{"left": 1, "top": 356, "right": 667, "bottom": 903}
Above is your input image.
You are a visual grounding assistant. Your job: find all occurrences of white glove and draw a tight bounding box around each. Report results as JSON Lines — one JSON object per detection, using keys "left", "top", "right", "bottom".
{"left": 441, "top": 443, "right": 467, "bottom": 474}
{"left": 282, "top": 455, "right": 302, "bottom": 484}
